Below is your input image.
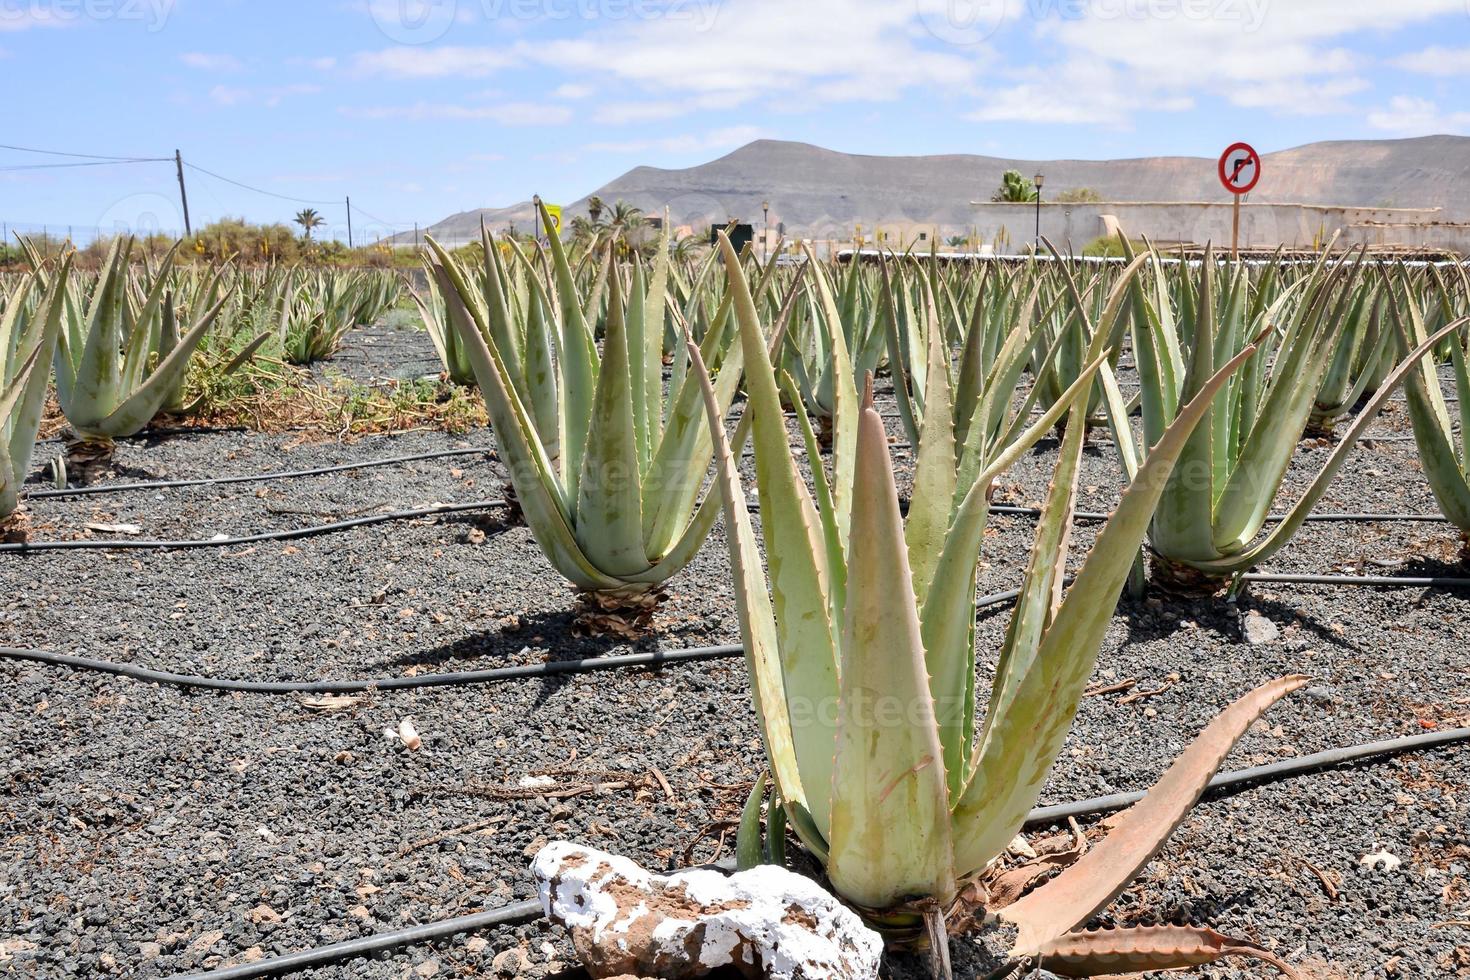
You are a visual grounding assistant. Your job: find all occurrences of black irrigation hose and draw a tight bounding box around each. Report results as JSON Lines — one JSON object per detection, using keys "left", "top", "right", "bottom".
{"left": 1026, "top": 725, "right": 1470, "bottom": 825}
{"left": 26, "top": 448, "right": 496, "bottom": 500}
{"left": 0, "top": 586, "right": 1033, "bottom": 695}
{"left": 988, "top": 503, "right": 1452, "bottom": 525}
{"left": 0, "top": 643, "right": 745, "bottom": 694}
{"left": 1244, "top": 572, "right": 1470, "bottom": 589}
{"left": 171, "top": 900, "right": 544, "bottom": 980}
{"left": 0, "top": 586, "right": 1035, "bottom": 695}
{"left": 0, "top": 500, "right": 506, "bottom": 553}
{"left": 175, "top": 725, "right": 1470, "bottom": 980}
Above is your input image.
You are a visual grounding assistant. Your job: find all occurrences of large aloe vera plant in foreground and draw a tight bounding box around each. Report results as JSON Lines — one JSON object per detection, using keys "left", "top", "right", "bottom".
{"left": 426, "top": 204, "right": 778, "bottom": 600}
{"left": 688, "top": 235, "right": 1306, "bottom": 978}
{"left": 1, "top": 262, "right": 68, "bottom": 518}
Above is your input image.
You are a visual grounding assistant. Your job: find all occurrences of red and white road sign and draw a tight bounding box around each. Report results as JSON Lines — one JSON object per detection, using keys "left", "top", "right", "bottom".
{"left": 1218, "top": 142, "right": 1261, "bottom": 195}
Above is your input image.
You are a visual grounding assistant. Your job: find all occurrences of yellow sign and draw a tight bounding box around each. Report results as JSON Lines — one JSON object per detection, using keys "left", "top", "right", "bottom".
{"left": 543, "top": 204, "right": 563, "bottom": 236}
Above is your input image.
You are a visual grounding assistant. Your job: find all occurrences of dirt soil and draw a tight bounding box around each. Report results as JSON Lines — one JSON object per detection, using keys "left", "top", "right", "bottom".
{"left": 2, "top": 328, "right": 1468, "bottom": 979}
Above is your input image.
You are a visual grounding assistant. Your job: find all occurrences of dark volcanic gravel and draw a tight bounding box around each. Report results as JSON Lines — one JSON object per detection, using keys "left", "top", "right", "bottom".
{"left": 2, "top": 339, "right": 1469, "bottom": 979}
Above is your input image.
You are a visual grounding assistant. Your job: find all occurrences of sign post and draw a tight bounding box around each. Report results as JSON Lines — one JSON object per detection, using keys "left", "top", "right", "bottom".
{"left": 1217, "top": 142, "right": 1261, "bottom": 261}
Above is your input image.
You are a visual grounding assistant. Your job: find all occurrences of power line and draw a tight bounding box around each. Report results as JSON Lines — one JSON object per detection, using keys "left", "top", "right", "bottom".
{"left": 0, "top": 141, "right": 168, "bottom": 163}
{"left": 183, "top": 161, "right": 340, "bottom": 206}
{"left": 0, "top": 159, "right": 168, "bottom": 173}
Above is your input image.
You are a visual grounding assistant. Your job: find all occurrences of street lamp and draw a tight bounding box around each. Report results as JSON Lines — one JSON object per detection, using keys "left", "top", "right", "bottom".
{"left": 1033, "top": 173, "right": 1045, "bottom": 250}
{"left": 762, "top": 200, "right": 770, "bottom": 262}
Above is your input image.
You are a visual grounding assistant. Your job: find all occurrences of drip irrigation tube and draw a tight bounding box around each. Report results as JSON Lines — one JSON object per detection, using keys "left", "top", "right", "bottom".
{"left": 174, "top": 725, "right": 1470, "bottom": 980}
{"left": 0, "top": 587, "right": 976, "bottom": 694}
{"left": 0, "top": 643, "right": 745, "bottom": 693}
{"left": 988, "top": 503, "right": 1452, "bottom": 525}
{"left": 0, "top": 500, "right": 506, "bottom": 553}
{"left": 1243, "top": 572, "right": 1470, "bottom": 589}
{"left": 172, "top": 900, "right": 545, "bottom": 980}
{"left": 1026, "top": 725, "right": 1470, "bottom": 825}
{"left": 26, "top": 448, "right": 496, "bottom": 500}
{"left": 0, "top": 587, "right": 1036, "bottom": 695}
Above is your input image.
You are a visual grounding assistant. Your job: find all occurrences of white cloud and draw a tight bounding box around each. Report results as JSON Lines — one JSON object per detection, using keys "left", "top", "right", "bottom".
{"left": 209, "top": 84, "right": 252, "bottom": 106}
{"left": 1391, "top": 46, "right": 1470, "bottom": 76}
{"left": 180, "top": 52, "right": 242, "bottom": 71}
{"left": 352, "top": 45, "right": 513, "bottom": 78}
{"left": 976, "top": 0, "right": 1465, "bottom": 124}
{"left": 1367, "top": 95, "right": 1470, "bottom": 135}
{"left": 524, "top": 0, "right": 980, "bottom": 104}
{"left": 292, "top": 55, "right": 339, "bottom": 71}
{"left": 208, "top": 83, "right": 321, "bottom": 107}
{"left": 552, "top": 83, "right": 595, "bottom": 100}
{"left": 342, "top": 101, "right": 572, "bottom": 124}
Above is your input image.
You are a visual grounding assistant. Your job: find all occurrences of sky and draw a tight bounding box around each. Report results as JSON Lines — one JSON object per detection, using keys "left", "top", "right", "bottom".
{"left": 2, "top": 0, "right": 1468, "bottom": 243}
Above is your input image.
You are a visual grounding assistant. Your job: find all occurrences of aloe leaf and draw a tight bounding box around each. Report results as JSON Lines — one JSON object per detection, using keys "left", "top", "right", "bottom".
{"left": 717, "top": 233, "right": 840, "bottom": 839}
{"left": 906, "top": 316, "right": 958, "bottom": 608}
{"left": 826, "top": 384, "right": 956, "bottom": 911}
{"left": 540, "top": 201, "right": 598, "bottom": 500}
{"left": 683, "top": 309, "right": 827, "bottom": 861}
{"left": 574, "top": 282, "right": 648, "bottom": 578}
{"left": 1005, "top": 676, "right": 1308, "bottom": 954}
{"left": 737, "top": 771, "right": 769, "bottom": 872}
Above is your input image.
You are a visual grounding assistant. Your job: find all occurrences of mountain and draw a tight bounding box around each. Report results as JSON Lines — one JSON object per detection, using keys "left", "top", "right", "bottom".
{"left": 397, "top": 135, "right": 1470, "bottom": 244}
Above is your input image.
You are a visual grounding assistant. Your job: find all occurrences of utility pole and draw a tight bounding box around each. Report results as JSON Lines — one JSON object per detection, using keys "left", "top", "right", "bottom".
{"left": 174, "top": 150, "right": 193, "bottom": 237}
{"left": 346, "top": 196, "right": 354, "bottom": 249}
{"left": 414, "top": 223, "right": 420, "bottom": 249}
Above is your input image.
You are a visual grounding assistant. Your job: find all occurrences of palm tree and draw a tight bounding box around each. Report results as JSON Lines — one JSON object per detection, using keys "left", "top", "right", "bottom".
{"left": 586, "top": 196, "right": 605, "bottom": 225}
{"left": 991, "top": 170, "right": 1037, "bottom": 203}
{"left": 946, "top": 235, "right": 968, "bottom": 249}
{"left": 669, "top": 234, "right": 703, "bottom": 262}
{"left": 606, "top": 201, "right": 646, "bottom": 240}
{"left": 294, "top": 208, "right": 326, "bottom": 240}
{"left": 568, "top": 215, "right": 600, "bottom": 246}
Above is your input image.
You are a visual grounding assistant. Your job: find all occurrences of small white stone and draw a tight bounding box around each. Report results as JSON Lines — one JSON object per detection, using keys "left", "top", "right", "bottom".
{"left": 532, "top": 841, "right": 883, "bottom": 979}
{"left": 1243, "top": 612, "right": 1280, "bottom": 645}
{"left": 1359, "top": 849, "right": 1402, "bottom": 872}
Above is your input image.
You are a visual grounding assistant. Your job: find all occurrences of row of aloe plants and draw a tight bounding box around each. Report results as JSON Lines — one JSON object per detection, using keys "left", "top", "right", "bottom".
{"left": 0, "top": 238, "right": 404, "bottom": 509}
{"left": 413, "top": 206, "right": 1465, "bottom": 977}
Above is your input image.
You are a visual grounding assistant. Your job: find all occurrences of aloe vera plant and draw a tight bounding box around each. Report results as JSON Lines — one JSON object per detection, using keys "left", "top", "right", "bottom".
{"left": 1306, "top": 275, "right": 1391, "bottom": 437}
{"left": 410, "top": 273, "right": 476, "bottom": 386}
{"left": 1112, "top": 243, "right": 1459, "bottom": 590}
{"left": 1, "top": 261, "right": 68, "bottom": 518}
{"left": 38, "top": 237, "right": 232, "bottom": 447}
{"left": 425, "top": 202, "right": 783, "bottom": 600}
{"left": 1387, "top": 267, "right": 1470, "bottom": 548}
{"left": 689, "top": 233, "right": 1304, "bottom": 977}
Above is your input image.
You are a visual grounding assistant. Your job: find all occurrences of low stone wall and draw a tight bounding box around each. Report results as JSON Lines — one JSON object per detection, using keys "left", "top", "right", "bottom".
{"left": 968, "top": 202, "right": 1470, "bottom": 255}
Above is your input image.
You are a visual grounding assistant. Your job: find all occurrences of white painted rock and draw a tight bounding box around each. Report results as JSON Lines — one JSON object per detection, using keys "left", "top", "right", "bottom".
{"left": 532, "top": 841, "right": 883, "bottom": 979}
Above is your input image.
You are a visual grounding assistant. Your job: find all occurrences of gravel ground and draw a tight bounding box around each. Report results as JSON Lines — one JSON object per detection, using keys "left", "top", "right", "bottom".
{"left": 2, "top": 331, "right": 1469, "bottom": 979}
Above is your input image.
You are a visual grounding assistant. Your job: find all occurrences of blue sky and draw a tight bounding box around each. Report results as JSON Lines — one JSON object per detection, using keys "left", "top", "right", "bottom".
{"left": 2, "top": 0, "right": 1468, "bottom": 243}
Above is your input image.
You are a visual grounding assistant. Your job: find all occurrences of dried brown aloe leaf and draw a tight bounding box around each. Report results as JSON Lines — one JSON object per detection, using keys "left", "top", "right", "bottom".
{"left": 1037, "top": 924, "right": 1299, "bottom": 978}
{"left": 1003, "top": 675, "right": 1308, "bottom": 952}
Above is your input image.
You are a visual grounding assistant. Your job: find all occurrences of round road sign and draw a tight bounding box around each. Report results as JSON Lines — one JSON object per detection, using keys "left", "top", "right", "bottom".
{"left": 1218, "top": 142, "right": 1261, "bottom": 195}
